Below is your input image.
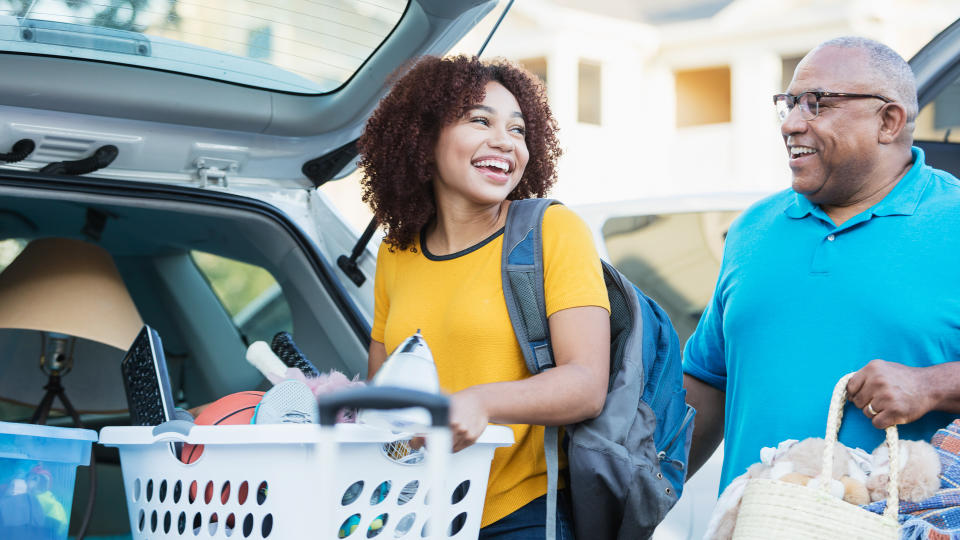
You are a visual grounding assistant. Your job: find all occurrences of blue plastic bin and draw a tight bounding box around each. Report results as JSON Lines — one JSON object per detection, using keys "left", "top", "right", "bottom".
{"left": 0, "top": 421, "right": 97, "bottom": 540}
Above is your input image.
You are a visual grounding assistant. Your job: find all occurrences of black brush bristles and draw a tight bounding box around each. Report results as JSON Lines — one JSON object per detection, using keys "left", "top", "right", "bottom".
{"left": 271, "top": 331, "right": 320, "bottom": 378}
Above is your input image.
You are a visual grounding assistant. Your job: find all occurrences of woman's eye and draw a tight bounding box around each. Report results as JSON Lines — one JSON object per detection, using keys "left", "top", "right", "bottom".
{"left": 470, "top": 116, "right": 490, "bottom": 126}
{"left": 511, "top": 126, "right": 526, "bottom": 135}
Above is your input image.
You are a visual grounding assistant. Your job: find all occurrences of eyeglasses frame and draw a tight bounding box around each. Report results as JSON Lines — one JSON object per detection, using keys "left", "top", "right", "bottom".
{"left": 773, "top": 91, "right": 894, "bottom": 122}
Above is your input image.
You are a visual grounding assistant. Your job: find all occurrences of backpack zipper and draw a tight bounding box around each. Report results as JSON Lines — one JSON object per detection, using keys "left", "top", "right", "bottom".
{"left": 657, "top": 405, "right": 695, "bottom": 470}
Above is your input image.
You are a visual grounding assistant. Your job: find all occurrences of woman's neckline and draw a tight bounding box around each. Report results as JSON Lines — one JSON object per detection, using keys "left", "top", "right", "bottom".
{"left": 419, "top": 226, "right": 505, "bottom": 261}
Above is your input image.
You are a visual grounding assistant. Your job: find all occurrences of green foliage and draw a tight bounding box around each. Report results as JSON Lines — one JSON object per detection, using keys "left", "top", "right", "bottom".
{"left": 191, "top": 251, "right": 279, "bottom": 318}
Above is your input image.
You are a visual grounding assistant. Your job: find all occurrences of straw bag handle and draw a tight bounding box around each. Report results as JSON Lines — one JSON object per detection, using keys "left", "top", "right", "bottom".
{"left": 821, "top": 373, "right": 899, "bottom": 520}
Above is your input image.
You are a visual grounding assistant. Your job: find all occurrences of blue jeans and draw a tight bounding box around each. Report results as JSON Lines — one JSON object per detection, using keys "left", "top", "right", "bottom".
{"left": 479, "top": 491, "right": 574, "bottom": 540}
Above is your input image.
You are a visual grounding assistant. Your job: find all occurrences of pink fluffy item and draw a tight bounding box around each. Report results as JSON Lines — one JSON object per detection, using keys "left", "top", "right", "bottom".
{"left": 278, "top": 367, "right": 366, "bottom": 423}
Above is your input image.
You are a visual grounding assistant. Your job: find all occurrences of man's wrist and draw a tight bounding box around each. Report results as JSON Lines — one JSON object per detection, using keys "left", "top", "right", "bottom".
{"left": 922, "top": 363, "right": 957, "bottom": 413}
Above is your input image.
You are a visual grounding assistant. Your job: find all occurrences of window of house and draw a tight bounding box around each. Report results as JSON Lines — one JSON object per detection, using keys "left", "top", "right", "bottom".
{"left": 781, "top": 55, "right": 804, "bottom": 92}
{"left": 191, "top": 251, "right": 292, "bottom": 344}
{"left": 520, "top": 57, "right": 548, "bottom": 87}
{"left": 247, "top": 26, "right": 273, "bottom": 60}
{"left": 578, "top": 60, "right": 602, "bottom": 125}
{"left": 675, "top": 66, "right": 731, "bottom": 128}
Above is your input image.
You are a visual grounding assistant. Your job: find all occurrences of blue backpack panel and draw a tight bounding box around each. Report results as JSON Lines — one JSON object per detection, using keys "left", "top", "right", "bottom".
{"left": 501, "top": 198, "right": 696, "bottom": 540}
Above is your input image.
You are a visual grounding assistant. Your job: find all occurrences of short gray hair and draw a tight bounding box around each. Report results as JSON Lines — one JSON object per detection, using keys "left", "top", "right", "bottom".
{"left": 813, "top": 36, "right": 918, "bottom": 123}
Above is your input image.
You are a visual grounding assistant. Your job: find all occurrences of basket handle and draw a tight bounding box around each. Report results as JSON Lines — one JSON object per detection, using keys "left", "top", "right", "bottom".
{"left": 821, "top": 373, "right": 899, "bottom": 520}
{"left": 316, "top": 386, "right": 449, "bottom": 426}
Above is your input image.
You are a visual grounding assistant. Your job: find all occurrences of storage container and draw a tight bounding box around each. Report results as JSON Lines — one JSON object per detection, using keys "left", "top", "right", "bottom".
{"left": 0, "top": 421, "right": 98, "bottom": 540}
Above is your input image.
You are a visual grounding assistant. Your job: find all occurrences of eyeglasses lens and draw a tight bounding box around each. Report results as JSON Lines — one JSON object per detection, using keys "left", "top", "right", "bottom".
{"left": 775, "top": 96, "right": 790, "bottom": 122}
{"left": 798, "top": 92, "right": 818, "bottom": 120}
{"left": 775, "top": 93, "right": 819, "bottom": 122}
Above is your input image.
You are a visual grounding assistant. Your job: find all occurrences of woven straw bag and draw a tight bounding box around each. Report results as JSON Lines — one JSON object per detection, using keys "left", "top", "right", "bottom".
{"left": 732, "top": 373, "right": 900, "bottom": 539}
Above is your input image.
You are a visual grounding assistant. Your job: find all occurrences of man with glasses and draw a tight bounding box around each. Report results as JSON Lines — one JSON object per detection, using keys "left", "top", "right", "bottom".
{"left": 681, "top": 36, "right": 960, "bottom": 496}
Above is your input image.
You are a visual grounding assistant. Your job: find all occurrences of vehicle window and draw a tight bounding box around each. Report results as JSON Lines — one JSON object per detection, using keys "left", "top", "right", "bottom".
{"left": 914, "top": 67, "right": 960, "bottom": 179}
{"left": 0, "top": 238, "right": 32, "bottom": 421}
{"left": 191, "top": 251, "right": 292, "bottom": 344}
{"left": 0, "top": 0, "right": 408, "bottom": 93}
{"left": 602, "top": 211, "right": 740, "bottom": 346}
{"left": 915, "top": 73, "right": 960, "bottom": 144}
{"left": 0, "top": 238, "right": 25, "bottom": 273}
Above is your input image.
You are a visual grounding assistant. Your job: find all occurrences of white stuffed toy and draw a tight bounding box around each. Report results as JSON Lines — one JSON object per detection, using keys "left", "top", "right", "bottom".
{"left": 704, "top": 437, "right": 941, "bottom": 540}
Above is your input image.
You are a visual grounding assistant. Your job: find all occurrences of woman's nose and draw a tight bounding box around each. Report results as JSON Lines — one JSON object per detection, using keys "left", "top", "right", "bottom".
{"left": 487, "top": 127, "right": 514, "bottom": 150}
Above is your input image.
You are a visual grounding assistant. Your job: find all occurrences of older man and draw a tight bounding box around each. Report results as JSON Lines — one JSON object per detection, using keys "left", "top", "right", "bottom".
{"left": 683, "top": 36, "right": 960, "bottom": 491}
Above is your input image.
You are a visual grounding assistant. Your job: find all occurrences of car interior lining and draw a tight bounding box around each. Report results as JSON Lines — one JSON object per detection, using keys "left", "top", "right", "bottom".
{"left": 0, "top": 183, "right": 368, "bottom": 414}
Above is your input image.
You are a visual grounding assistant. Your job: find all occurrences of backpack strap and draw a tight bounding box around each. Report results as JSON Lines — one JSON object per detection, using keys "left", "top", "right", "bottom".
{"left": 502, "top": 198, "right": 560, "bottom": 540}
{"left": 502, "top": 198, "right": 557, "bottom": 374}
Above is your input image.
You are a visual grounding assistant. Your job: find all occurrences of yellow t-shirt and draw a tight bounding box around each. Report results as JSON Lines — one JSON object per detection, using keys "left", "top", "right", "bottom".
{"left": 371, "top": 204, "right": 610, "bottom": 527}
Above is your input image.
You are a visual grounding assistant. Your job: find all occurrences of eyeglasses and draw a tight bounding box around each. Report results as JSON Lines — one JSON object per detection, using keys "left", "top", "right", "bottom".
{"left": 773, "top": 91, "right": 893, "bottom": 122}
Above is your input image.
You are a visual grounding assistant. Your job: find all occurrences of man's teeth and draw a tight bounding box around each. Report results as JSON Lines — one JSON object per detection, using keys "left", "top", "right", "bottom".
{"left": 473, "top": 159, "right": 509, "bottom": 172}
{"left": 791, "top": 146, "right": 816, "bottom": 157}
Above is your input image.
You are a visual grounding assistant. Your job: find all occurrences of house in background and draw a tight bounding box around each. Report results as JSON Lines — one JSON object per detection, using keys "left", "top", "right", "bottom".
{"left": 450, "top": 0, "right": 960, "bottom": 207}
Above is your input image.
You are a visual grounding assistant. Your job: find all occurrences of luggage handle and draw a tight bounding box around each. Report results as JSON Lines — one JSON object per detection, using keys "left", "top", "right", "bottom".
{"left": 821, "top": 373, "right": 899, "bottom": 520}
{"left": 317, "top": 386, "right": 449, "bottom": 427}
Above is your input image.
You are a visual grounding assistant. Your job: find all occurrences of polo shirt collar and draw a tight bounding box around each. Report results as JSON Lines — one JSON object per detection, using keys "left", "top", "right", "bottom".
{"left": 784, "top": 146, "right": 928, "bottom": 220}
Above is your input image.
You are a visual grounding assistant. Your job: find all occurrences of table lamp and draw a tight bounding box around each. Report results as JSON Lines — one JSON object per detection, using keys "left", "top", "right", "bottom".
{"left": 0, "top": 237, "right": 144, "bottom": 424}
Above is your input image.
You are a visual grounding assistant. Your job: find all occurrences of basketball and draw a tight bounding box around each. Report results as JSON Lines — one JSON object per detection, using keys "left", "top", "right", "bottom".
{"left": 180, "top": 391, "right": 264, "bottom": 464}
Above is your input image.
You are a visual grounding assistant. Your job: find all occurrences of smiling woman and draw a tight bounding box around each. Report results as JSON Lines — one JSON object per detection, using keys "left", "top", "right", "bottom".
{"left": 358, "top": 55, "right": 560, "bottom": 251}
{"left": 358, "top": 55, "right": 611, "bottom": 539}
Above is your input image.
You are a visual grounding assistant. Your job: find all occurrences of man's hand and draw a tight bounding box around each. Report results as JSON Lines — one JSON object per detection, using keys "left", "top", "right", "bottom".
{"left": 847, "top": 360, "right": 939, "bottom": 429}
{"left": 449, "top": 387, "right": 490, "bottom": 452}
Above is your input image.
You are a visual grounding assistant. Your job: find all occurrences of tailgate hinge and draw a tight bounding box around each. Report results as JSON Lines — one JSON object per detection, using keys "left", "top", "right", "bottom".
{"left": 194, "top": 158, "right": 237, "bottom": 188}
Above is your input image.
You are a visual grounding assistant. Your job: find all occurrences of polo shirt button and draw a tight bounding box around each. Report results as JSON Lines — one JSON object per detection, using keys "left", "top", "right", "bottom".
{"left": 827, "top": 234, "right": 836, "bottom": 241}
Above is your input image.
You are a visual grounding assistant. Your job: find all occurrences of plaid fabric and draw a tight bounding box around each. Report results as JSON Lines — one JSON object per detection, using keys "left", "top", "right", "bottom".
{"left": 863, "top": 420, "right": 960, "bottom": 539}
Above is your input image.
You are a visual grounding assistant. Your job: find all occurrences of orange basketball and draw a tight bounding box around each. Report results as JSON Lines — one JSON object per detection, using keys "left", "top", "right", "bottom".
{"left": 180, "top": 391, "right": 264, "bottom": 464}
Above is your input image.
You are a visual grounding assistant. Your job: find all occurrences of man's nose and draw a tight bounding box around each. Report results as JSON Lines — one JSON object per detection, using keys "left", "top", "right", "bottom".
{"left": 780, "top": 105, "right": 807, "bottom": 136}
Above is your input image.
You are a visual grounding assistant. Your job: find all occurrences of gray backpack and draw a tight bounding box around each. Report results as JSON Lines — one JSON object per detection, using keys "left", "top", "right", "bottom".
{"left": 501, "top": 199, "right": 696, "bottom": 540}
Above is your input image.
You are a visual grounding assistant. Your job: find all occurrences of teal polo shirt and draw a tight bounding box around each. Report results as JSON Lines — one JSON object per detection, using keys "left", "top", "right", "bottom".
{"left": 684, "top": 147, "right": 960, "bottom": 491}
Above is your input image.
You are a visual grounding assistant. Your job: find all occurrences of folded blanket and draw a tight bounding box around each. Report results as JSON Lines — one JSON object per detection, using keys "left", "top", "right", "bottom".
{"left": 863, "top": 420, "right": 960, "bottom": 539}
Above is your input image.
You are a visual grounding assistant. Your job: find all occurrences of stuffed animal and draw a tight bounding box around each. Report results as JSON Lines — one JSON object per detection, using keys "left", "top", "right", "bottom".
{"left": 704, "top": 437, "right": 942, "bottom": 540}
{"left": 866, "top": 439, "right": 941, "bottom": 503}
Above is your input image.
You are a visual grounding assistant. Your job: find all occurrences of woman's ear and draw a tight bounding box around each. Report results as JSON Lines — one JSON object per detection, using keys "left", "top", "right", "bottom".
{"left": 878, "top": 102, "right": 908, "bottom": 144}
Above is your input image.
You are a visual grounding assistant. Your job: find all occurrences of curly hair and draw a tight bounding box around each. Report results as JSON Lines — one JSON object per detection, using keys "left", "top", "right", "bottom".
{"left": 358, "top": 55, "right": 561, "bottom": 251}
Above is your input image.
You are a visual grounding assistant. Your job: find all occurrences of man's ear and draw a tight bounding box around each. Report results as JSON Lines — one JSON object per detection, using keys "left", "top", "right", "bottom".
{"left": 878, "top": 102, "right": 908, "bottom": 144}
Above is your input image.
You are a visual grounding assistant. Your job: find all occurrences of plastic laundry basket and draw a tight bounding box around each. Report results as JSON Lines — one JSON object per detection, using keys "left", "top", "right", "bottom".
{"left": 0, "top": 421, "right": 98, "bottom": 540}
{"left": 99, "top": 387, "right": 513, "bottom": 540}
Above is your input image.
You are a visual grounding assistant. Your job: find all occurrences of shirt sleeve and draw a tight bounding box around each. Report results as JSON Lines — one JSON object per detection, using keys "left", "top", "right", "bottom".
{"left": 682, "top": 262, "right": 728, "bottom": 391}
{"left": 541, "top": 205, "right": 611, "bottom": 316}
{"left": 370, "top": 241, "right": 392, "bottom": 343}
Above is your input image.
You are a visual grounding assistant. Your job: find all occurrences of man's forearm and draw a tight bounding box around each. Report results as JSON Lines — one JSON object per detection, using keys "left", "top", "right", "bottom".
{"left": 683, "top": 374, "right": 725, "bottom": 479}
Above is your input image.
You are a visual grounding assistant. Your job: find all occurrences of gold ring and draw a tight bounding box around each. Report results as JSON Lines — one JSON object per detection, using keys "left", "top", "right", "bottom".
{"left": 866, "top": 403, "right": 878, "bottom": 416}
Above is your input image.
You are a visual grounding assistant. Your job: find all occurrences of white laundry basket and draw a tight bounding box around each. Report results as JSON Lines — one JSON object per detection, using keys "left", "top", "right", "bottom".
{"left": 99, "top": 387, "right": 513, "bottom": 540}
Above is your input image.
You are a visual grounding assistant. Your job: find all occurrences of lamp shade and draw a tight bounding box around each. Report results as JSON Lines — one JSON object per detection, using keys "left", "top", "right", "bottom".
{"left": 0, "top": 238, "right": 142, "bottom": 350}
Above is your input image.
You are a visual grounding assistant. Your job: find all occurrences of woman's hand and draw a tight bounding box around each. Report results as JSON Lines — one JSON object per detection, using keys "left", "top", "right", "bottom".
{"left": 449, "top": 387, "right": 490, "bottom": 452}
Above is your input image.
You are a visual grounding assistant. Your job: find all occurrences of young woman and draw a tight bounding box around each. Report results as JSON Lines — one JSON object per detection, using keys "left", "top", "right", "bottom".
{"left": 358, "top": 55, "right": 610, "bottom": 539}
